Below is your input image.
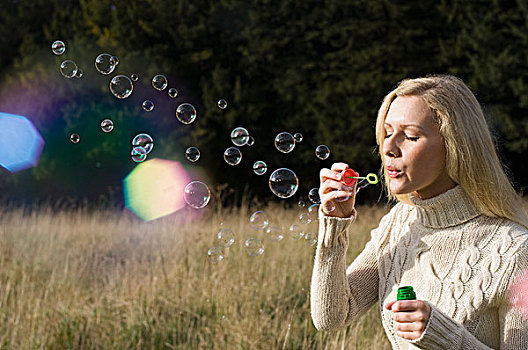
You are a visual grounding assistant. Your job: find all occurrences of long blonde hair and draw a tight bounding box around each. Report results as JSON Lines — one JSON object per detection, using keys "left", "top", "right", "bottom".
{"left": 375, "top": 75, "right": 528, "bottom": 228}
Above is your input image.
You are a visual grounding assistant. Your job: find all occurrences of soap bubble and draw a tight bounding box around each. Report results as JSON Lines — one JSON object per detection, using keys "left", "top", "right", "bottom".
{"left": 168, "top": 88, "right": 178, "bottom": 98}
{"left": 223, "top": 147, "right": 242, "bottom": 166}
{"left": 231, "top": 127, "right": 249, "bottom": 146}
{"left": 100, "top": 119, "right": 114, "bottom": 133}
{"left": 304, "top": 232, "right": 317, "bottom": 246}
{"left": 132, "top": 133, "right": 154, "bottom": 154}
{"left": 60, "top": 60, "right": 78, "bottom": 78}
{"left": 322, "top": 201, "right": 336, "bottom": 213}
{"left": 112, "top": 56, "right": 119, "bottom": 66}
{"left": 288, "top": 224, "right": 303, "bottom": 240}
{"left": 308, "top": 204, "right": 320, "bottom": 218}
{"left": 130, "top": 74, "right": 139, "bottom": 81}
{"left": 184, "top": 181, "right": 211, "bottom": 209}
{"left": 269, "top": 168, "right": 299, "bottom": 198}
{"left": 218, "top": 99, "right": 227, "bottom": 109}
{"left": 266, "top": 226, "right": 284, "bottom": 242}
{"left": 299, "top": 212, "right": 312, "bottom": 225}
{"left": 250, "top": 211, "right": 269, "bottom": 231}
{"left": 247, "top": 136, "right": 255, "bottom": 146}
{"left": 308, "top": 188, "right": 321, "bottom": 204}
{"left": 75, "top": 68, "right": 84, "bottom": 78}
{"left": 253, "top": 161, "right": 267, "bottom": 175}
{"left": 142, "top": 100, "right": 154, "bottom": 112}
{"left": 95, "top": 53, "right": 116, "bottom": 75}
{"left": 176, "top": 103, "right": 197, "bottom": 124}
{"left": 131, "top": 146, "right": 147, "bottom": 163}
{"left": 245, "top": 237, "right": 264, "bottom": 257}
{"left": 298, "top": 200, "right": 306, "bottom": 208}
{"left": 315, "top": 145, "right": 330, "bottom": 160}
{"left": 274, "top": 132, "right": 295, "bottom": 153}
{"left": 185, "top": 146, "right": 200, "bottom": 162}
{"left": 294, "top": 132, "right": 303, "bottom": 143}
{"left": 216, "top": 229, "right": 235, "bottom": 248}
{"left": 109, "top": 75, "right": 133, "bottom": 99}
{"left": 51, "top": 40, "right": 65, "bottom": 55}
{"left": 152, "top": 74, "right": 168, "bottom": 91}
{"left": 207, "top": 247, "right": 224, "bottom": 264}
{"left": 70, "top": 133, "right": 80, "bottom": 144}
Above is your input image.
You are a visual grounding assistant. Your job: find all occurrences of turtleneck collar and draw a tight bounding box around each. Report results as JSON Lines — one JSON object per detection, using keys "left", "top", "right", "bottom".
{"left": 409, "top": 185, "right": 481, "bottom": 228}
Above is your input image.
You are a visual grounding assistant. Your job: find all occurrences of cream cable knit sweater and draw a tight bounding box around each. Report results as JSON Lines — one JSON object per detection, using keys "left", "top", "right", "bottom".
{"left": 311, "top": 185, "right": 528, "bottom": 349}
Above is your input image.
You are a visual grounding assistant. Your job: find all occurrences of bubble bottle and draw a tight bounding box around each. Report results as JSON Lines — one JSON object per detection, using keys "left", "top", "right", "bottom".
{"left": 397, "top": 286, "right": 416, "bottom": 301}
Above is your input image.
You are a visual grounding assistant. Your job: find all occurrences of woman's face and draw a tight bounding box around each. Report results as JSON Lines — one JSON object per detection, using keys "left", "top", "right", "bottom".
{"left": 382, "top": 96, "right": 456, "bottom": 199}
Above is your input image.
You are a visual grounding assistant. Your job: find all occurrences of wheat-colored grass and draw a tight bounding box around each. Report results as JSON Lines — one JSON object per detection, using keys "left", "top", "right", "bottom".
{"left": 0, "top": 201, "right": 392, "bottom": 349}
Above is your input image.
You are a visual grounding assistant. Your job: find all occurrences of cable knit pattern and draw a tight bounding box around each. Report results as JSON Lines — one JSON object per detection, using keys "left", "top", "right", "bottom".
{"left": 311, "top": 185, "right": 528, "bottom": 349}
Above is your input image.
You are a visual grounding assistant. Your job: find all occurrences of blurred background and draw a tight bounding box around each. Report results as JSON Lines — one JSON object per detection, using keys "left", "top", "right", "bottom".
{"left": 1, "top": 0, "right": 527, "bottom": 208}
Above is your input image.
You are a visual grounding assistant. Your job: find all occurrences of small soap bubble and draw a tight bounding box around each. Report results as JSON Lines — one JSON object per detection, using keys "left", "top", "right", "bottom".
{"left": 207, "top": 247, "right": 224, "bottom": 264}
{"left": 224, "top": 147, "right": 242, "bottom": 166}
{"left": 294, "top": 132, "right": 303, "bottom": 143}
{"left": 308, "top": 188, "right": 321, "bottom": 204}
{"left": 130, "top": 73, "right": 139, "bottom": 81}
{"left": 152, "top": 74, "right": 168, "bottom": 91}
{"left": 60, "top": 60, "right": 78, "bottom": 78}
{"left": 142, "top": 100, "right": 154, "bottom": 112}
{"left": 216, "top": 229, "right": 235, "bottom": 248}
{"left": 95, "top": 53, "right": 116, "bottom": 75}
{"left": 269, "top": 168, "right": 299, "bottom": 198}
{"left": 253, "top": 161, "right": 267, "bottom": 175}
{"left": 109, "top": 75, "right": 133, "bottom": 99}
{"left": 132, "top": 133, "right": 154, "bottom": 154}
{"left": 266, "top": 226, "right": 284, "bottom": 242}
{"left": 245, "top": 237, "right": 264, "bottom": 257}
{"left": 184, "top": 181, "right": 211, "bottom": 209}
{"left": 288, "top": 224, "right": 304, "bottom": 240}
{"left": 185, "top": 146, "right": 200, "bottom": 162}
{"left": 274, "top": 132, "right": 295, "bottom": 153}
{"left": 131, "top": 146, "right": 147, "bottom": 163}
{"left": 299, "top": 212, "right": 312, "bottom": 225}
{"left": 168, "top": 88, "right": 178, "bottom": 98}
{"left": 304, "top": 232, "right": 317, "bottom": 246}
{"left": 218, "top": 99, "right": 227, "bottom": 109}
{"left": 247, "top": 136, "right": 255, "bottom": 146}
{"left": 315, "top": 145, "right": 330, "bottom": 160}
{"left": 112, "top": 56, "right": 119, "bottom": 65}
{"left": 100, "top": 119, "right": 114, "bottom": 133}
{"left": 250, "top": 211, "right": 269, "bottom": 231}
{"left": 322, "top": 201, "right": 336, "bottom": 213}
{"left": 308, "top": 204, "right": 320, "bottom": 217}
{"left": 176, "top": 103, "right": 197, "bottom": 124}
{"left": 75, "top": 68, "right": 83, "bottom": 78}
{"left": 230, "top": 127, "right": 249, "bottom": 146}
{"left": 298, "top": 200, "right": 306, "bottom": 208}
{"left": 51, "top": 40, "right": 65, "bottom": 55}
{"left": 70, "top": 133, "right": 80, "bottom": 144}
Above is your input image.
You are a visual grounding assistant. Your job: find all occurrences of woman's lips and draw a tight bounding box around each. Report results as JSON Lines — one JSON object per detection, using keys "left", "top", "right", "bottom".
{"left": 386, "top": 166, "right": 402, "bottom": 178}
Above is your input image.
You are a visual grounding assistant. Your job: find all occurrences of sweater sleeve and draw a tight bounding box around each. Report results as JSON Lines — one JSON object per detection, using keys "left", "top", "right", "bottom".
{"left": 310, "top": 208, "right": 385, "bottom": 331}
{"left": 410, "top": 240, "right": 528, "bottom": 350}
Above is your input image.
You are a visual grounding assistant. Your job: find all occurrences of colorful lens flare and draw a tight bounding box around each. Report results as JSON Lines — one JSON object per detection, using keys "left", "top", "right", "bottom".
{"left": 0, "top": 112, "right": 44, "bottom": 173}
{"left": 123, "top": 158, "right": 191, "bottom": 221}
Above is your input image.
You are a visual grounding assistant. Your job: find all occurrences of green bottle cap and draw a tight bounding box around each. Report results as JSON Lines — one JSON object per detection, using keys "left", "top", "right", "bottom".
{"left": 397, "top": 286, "right": 416, "bottom": 300}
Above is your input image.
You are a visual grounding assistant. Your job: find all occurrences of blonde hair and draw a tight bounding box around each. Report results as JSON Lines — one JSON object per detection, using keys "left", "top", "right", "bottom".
{"left": 375, "top": 75, "right": 528, "bottom": 228}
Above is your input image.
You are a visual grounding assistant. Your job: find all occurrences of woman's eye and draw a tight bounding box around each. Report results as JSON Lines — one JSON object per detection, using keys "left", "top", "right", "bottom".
{"left": 384, "top": 134, "right": 392, "bottom": 139}
{"left": 406, "top": 136, "right": 419, "bottom": 141}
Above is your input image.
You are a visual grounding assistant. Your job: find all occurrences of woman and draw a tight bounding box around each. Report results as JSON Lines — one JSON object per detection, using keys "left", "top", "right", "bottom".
{"left": 311, "top": 75, "right": 528, "bottom": 349}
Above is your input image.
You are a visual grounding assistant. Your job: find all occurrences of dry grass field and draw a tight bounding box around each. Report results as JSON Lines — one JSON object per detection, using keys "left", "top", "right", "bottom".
{"left": 0, "top": 200, "right": 393, "bottom": 349}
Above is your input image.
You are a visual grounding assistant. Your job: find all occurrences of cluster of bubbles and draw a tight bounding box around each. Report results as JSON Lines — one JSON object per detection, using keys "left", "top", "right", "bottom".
{"left": 207, "top": 204, "right": 320, "bottom": 263}
{"left": 131, "top": 133, "right": 154, "bottom": 163}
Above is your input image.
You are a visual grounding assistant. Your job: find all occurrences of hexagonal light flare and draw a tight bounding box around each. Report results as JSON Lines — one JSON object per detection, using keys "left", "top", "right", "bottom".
{"left": 0, "top": 112, "right": 44, "bottom": 173}
{"left": 123, "top": 158, "right": 192, "bottom": 221}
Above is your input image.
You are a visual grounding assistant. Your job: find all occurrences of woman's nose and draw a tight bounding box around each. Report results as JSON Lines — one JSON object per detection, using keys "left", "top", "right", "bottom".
{"left": 383, "top": 137, "right": 400, "bottom": 158}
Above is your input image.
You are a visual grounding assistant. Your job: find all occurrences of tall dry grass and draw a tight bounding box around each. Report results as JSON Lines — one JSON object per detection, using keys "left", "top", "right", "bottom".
{"left": 0, "top": 201, "right": 392, "bottom": 349}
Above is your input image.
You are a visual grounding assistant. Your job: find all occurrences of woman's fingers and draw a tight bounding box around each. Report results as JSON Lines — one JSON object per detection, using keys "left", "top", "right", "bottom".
{"left": 320, "top": 168, "right": 343, "bottom": 183}
{"left": 330, "top": 162, "right": 349, "bottom": 172}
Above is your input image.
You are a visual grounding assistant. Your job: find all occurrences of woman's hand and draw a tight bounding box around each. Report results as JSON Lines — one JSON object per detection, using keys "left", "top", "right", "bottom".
{"left": 319, "top": 162, "right": 357, "bottom": 218}
{"left": 384, "top": 299, "right": 432, "bottom": 341}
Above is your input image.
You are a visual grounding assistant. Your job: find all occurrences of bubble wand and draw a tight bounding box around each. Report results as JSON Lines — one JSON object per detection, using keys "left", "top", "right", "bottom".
{"left": 340, "top": 168, "right": 379, "bottom": 193}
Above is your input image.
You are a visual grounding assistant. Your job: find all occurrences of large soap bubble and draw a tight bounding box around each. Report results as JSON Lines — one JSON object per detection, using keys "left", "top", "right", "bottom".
{"left": 269, "top": 168, "right": 299, "bottom": 198}
{"left": 274, "top": 132, "right": 295, "bottom": 153}
{"left": 176, "top": 103, "right": 197, "bottom": 124}
{"left": 110, "top": 75, "right": 134, "bottom": 99}
{"left": 184, "top": 181, "right": 211, "bottom": 209}
{"left": 224, "top": 147, "right": 242, "bottom": 166}
{"left": 95, "top": 53, "right": 117, "bottom": 75}
{"left": 231, "top": 127, "right": 249, "bottom": 146}
{"left": 60, "top": 60, "right": 78, "bottom": 78}
{"left": 132, "top": 133, "right": 154, "bottom": 154}
{"left": 52, "top": 40, "right": 65, "bottom": 55}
